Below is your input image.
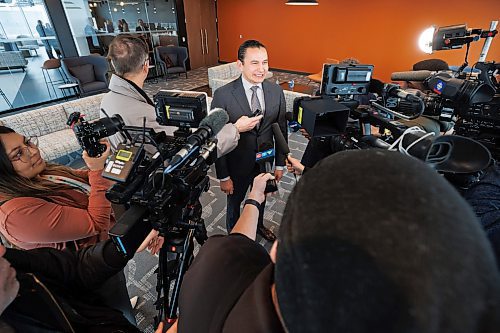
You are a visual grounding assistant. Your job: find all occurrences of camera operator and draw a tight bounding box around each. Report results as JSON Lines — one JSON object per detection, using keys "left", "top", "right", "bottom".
{"left": 0, "top": 238, "right": 143, "bottom": 332}
{"left": 101, "top": 35, "right": 263, "bottom": 157}
{"left": 177, "top": 150, "right": 500, "bottom": 333}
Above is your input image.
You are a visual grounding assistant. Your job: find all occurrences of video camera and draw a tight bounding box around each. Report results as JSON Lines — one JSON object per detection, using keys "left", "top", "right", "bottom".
{"left": 68, "top": 90, "right": 227, "bottom": 324}
{"left": 383, "top": 62, "right": 499, "bottom": 160}
{"left": 292, "top": 63, "right": 373, "bottom": 137}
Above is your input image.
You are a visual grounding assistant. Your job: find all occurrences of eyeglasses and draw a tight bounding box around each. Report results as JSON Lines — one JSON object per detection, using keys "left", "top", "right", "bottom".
{"left": 10, "top": 136, "right": 39, "bottom": 163}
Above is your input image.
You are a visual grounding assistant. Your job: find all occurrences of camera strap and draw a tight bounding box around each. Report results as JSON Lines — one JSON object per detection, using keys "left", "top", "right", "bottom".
{"left": 42, "top": 175, "right": 91, "bottom": 196}
{"left": 122, "top": 77, "right": 155, "bottom": 106}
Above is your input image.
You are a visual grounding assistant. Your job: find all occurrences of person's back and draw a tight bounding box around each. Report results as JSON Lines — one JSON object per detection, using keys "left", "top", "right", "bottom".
{"left": 101, "top": 35, "right": 175, "bottom": 149}
{"left": 179, "top": 149, "right": 500, "bottom": 332}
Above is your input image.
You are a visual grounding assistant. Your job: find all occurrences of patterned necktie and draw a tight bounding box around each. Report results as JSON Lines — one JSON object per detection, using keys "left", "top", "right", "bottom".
{"left": 250, "top": 85, "right": 262, "bottom": 114}
{"left": 250, "top": 86, "right": 262, "bottom": 130}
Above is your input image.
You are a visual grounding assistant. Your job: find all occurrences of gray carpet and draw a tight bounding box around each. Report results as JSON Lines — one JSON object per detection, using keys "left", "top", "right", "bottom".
{"left": 55, "top": 65, "right": 312, "bottom": 332}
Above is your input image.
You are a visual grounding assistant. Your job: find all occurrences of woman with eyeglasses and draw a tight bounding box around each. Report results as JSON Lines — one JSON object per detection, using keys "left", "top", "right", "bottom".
{"left": 0, "top": 126, "right": 114, "bottom": 250}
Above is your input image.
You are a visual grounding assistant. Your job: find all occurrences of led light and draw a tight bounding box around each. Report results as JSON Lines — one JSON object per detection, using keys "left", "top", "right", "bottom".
{"left": 286, "top": 0, "right": 318, "bottom": 5}
{"left": 419, "top": 26, "right": 435, "bottom": 54}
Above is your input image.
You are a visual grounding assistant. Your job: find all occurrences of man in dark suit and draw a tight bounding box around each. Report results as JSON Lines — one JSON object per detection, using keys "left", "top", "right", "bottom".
{"left": 212, "top": 40, "right": 287, "bottom": 241}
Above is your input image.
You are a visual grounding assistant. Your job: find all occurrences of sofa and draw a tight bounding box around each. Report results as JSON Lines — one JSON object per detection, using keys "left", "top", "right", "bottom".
{"left": 0, "top": 51, "right": 28, "bottom": 71}
{"left": 0, "top": 94, "right": 104, "bottom": 161}
{"left": 0, "top": 93, "right": 213, "bottom": 163}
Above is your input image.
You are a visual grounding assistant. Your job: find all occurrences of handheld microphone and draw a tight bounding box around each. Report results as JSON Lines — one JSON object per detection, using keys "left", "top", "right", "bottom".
{"left": 272, "top": 123, "right": 290, "bottom": 156}
{"left": 169, "top": 108, "right": 228, "bottom": 167}
{"left": 256, "top": 142, "right": 278, "bottom": 193}
{"left": 285, "top": 112, "right": 301, "bottom": 132}
{"left": 390, "top": 70, "right": 433, "bottom": 82}
{"left": 384, "top": 84, "right": 422, "bottom": 102}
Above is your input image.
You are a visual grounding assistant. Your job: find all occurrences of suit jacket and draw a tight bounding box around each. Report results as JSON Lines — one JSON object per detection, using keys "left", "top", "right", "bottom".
{"left": 213, "top": 77, "right": 287, "bottom": 180}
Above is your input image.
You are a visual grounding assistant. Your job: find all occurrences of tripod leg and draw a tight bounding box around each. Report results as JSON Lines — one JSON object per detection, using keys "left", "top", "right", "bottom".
{"left": 167, "top": 228, "right": 195, "bottom": 321}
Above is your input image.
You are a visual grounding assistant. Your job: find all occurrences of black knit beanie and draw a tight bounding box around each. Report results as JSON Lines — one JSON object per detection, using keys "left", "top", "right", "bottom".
{"left": 275, "top": 149, "right": 500, "bottom": 333}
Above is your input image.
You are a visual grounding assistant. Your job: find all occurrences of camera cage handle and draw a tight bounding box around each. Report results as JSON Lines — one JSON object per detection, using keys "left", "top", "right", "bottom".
{"left": 370, "top": 98, "right": 425, "bottom": 120}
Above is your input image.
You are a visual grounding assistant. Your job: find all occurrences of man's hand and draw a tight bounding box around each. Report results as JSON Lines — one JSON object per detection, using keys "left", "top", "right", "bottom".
{"left": 299, "top": 128, "right": 311, "bottom": 141}
{"left": 235, "top": 115, "right": 263, "bottom": 133}
{"left": 220, "top": 178, "right": 234, "bottom": 195}
{"left": 248, "top": 173, "right": 275, "bottom": 203}
{"left": 274, "top": 169, "right": 284, "bottom": 182}
{"left": 0, "top": 246, "right": 19, "bottom": 316}
{"left": 286, "top": 156, "right": 305, "bottom": 175}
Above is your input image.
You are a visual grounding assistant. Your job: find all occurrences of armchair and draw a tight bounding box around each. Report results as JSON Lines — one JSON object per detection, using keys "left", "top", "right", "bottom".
{"left": 155, "top": 46, "right": 188, "bottom": 80}
{"left": 62, "top": 55, "right": 109, "bottom": 97}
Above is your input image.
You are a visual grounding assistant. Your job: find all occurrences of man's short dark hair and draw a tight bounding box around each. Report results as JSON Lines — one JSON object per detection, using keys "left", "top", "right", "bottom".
{"left": 412, "top": 58, "right": 449, "bottom": 71}
{"left": 237, "top": 40, "right": 266, "bottom": 62}
{"left": 108, "top": 35, "right": 148, "bottom": 76}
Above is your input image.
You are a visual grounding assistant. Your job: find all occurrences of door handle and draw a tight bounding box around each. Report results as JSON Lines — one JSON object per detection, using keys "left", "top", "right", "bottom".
{"left": 204, "top": 29, "right": 209, "bottom": 54}
{"left": 200, "top": 29, "right": 205, "bottom": 55}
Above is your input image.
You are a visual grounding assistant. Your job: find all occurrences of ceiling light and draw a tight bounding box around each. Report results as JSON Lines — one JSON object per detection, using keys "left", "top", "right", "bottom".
{"left": 286, "top": 0, "right": 318, "bottom": 5}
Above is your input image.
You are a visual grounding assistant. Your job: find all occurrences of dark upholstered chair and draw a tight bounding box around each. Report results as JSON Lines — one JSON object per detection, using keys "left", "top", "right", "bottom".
{"left": 62, "top": 55, "right": 109, "bottom": 97}
{"left": 155, "top": 46, "right": 188, "bottom": 80}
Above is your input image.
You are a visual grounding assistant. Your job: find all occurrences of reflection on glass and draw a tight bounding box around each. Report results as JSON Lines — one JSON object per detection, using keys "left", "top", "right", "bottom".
{"left": 0, "top": 0, "right": 64, "bottom": 113}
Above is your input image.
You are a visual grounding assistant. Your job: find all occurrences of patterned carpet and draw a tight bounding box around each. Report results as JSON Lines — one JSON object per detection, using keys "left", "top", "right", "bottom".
{"left": 58, "top": 65, "right": 312, "bottom": 332}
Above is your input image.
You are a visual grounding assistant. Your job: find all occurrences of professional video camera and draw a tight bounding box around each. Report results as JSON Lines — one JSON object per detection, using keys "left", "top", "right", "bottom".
{"left": 292, "top": 60, "right": 495, "bottom": 179}
{"left": 68, "top": 90, "right": 228, "bottom": 325}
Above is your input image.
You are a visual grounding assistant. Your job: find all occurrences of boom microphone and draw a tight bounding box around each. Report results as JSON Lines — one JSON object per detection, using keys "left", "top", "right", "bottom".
{"left": 391, "top": 70, "right": 433, "bottom": 82}
{"left": 169, "top": 108, "right": 229, "bottom": 166}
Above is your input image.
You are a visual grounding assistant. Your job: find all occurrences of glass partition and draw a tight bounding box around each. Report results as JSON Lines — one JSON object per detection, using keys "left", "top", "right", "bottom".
{"left": 0, "top": 0, "right": 63, "bottom": 113}
{"left": 63, "top": 0, "right": 179, "bottom": 54}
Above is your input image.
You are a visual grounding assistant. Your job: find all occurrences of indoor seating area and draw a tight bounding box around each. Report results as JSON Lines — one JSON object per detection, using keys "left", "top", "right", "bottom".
{"left": 0, "top": 1, "right": 499, "bottom": 332}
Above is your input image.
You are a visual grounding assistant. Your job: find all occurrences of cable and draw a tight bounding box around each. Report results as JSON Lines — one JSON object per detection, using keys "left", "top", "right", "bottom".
{"left": 388, "top": 126, "right": 435, "bottom": 157}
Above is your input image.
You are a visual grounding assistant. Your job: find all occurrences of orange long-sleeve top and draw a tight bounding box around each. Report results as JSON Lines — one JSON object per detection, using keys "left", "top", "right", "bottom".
{"left": 0, "top": 169, "right": 115, "bottom": 250}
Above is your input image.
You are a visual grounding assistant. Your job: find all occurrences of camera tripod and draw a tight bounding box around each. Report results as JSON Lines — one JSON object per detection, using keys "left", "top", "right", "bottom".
{"left": 153, "top": 175, "right": 210, "bottom": 326}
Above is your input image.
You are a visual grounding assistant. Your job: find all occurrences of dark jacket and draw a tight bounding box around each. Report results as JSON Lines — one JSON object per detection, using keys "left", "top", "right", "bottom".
{"left": 1, "top": 241, "right": 139, "bottom": 333}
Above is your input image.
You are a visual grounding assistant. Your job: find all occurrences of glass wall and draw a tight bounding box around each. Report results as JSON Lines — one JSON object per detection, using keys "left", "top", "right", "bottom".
{"left": 0, "top": 0, "right": 63, "bottom": 113}
{"left": 63, "top": 0, "right": 179, "bottom": 71}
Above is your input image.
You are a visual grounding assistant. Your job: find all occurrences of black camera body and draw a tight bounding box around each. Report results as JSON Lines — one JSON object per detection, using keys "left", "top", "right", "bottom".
{"left": 67, "top": 112, "right": 124, "bottom": 157}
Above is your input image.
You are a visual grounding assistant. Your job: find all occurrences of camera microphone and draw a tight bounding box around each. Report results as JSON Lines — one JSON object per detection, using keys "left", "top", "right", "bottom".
{"left": 390, "top": 70, "right": 433, "bottom": 82}
{"left": 169, "top": 108, "right": 229, "bottom": 167}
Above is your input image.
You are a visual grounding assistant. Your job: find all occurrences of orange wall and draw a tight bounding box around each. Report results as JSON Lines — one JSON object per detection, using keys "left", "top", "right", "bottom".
{"left": 216, "top": 0, "right": 499, "bottom": 82}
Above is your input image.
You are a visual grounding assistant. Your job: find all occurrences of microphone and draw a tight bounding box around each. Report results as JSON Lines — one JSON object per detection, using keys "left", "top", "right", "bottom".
{"left": 391, "top": 70, "right": 433, "bottom": 82}
{"left": 384, "top": 83, "right": 422, "bottom": 102}
{"left": 285, "top": 111, "right": 301, "bottom": 132}
{"left": 169, "top": 108, "right": 229, "bottom": 166}
{"left": 272, "top": 123, "right": 290, "bottom": 156}
{"left": 256, "top": 142, "right": 278, "bottom": 193}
